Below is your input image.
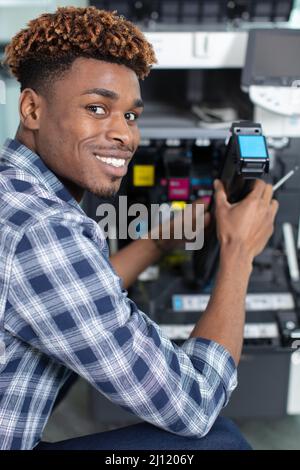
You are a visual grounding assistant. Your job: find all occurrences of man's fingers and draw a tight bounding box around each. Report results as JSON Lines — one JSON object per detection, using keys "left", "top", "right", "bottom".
{"left": 213, "top": 179, "right": 229, "bottom": 208}
{"left": 270, "top": 198, "right": 279, "bottom": 216}
{"left": 246, "top": 179, "right": 266, "bottom": 200}
{"left": 204, "top": 211, "right": 211, "bottom": 228}
{"left": 261, "top": 183, "right": 273, "bottom": 204}
{"left": 213, "top": 179, "right": 278, "bottom": 215}
{"left": 192, "top": 197, "right": 210, "bottom": 212}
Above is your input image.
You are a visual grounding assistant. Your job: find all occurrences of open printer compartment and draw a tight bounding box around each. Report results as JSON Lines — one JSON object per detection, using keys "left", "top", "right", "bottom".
{"left": 84, "top": 56, "right": 300, "bottom": 422}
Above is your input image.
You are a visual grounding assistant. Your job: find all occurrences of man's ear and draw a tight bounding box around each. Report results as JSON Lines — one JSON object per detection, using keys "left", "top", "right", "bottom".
{"left": 19, "top": 88, "right": 42, "bottom": 131}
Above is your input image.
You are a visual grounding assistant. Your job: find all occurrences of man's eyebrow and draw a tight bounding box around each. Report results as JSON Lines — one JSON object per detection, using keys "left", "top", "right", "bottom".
{"left": 82, "top": 87, "right": 119, "bottom": 100}
{"left": 133, "top": 98, "right": 144, "bottom": 109}
{"left": 81, "top": 88, "right": 144, "bottom": 108}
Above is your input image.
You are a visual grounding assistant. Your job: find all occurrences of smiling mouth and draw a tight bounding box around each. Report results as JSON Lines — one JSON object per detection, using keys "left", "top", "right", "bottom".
{"left": 94, "top": 154, "right": 129, "bottom": 168}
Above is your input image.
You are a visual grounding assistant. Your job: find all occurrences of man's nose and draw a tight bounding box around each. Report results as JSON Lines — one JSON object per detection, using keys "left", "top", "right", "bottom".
{"left": 106, "top": 114, "right": 132, "bottom": 147}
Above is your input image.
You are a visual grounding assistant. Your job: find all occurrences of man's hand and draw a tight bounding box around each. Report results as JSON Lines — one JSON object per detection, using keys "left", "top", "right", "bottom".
{"left": 151, "top": 198, "right": 211, "bottom": 253}
{"left": 110, "top": 198, "right": 210, "bottom": 289}
{"left": 190, "top": 178, "right": 279, "bottom": 365}
{"left": 214, "top": 178, "right": 279, "bottom": 263}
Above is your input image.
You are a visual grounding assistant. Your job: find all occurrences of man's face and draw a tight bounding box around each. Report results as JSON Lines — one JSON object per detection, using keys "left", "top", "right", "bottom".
{"left": 35, "top": 58, "right": 143, "bottom": 199}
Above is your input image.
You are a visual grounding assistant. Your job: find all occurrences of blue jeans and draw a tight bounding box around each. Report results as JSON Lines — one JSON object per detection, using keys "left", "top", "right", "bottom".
{"left": 35, "top": 417, "right": 251, "bottom": 450}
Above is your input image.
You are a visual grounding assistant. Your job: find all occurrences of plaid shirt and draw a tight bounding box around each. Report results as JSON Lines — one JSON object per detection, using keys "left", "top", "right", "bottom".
{"left": 0, "top": 138, "right": 237, "bottom": 450}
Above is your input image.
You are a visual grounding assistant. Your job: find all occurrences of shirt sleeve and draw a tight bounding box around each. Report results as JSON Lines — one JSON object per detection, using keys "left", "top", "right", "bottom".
{"left": 4, "top": 214, "right": 237, "bottom": 438}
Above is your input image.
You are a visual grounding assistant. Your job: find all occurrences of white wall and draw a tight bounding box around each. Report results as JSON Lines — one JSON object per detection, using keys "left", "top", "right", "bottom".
{"left": 0, "top": 1, "right": 88, "bottom": 145}
{"left": 0, "top": 1, "right": 87, "bottom": 43}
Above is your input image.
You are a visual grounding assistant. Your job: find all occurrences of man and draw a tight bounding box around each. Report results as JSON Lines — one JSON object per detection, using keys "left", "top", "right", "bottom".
{"left": 0, "top": 6, "right": 277, "bottom": 450}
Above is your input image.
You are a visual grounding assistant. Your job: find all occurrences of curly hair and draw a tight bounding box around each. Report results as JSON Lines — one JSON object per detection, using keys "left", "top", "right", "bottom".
{"left": 3, "top": 6, "right": 157, "bottom": 94}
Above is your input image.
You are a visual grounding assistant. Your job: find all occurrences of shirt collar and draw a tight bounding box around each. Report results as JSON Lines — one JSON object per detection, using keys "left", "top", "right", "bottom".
{"left": 0, "top": 138, "right": 83, "bottom": 211}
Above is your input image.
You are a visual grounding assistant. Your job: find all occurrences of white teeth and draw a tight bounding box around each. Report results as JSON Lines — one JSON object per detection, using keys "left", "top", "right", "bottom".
{"left": 95, "top": 155, "right": 126, "bottom": 168}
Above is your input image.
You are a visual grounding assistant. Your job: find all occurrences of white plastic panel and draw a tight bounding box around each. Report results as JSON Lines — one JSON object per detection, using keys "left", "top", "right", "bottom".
{"left": 145, "top": 31, "right": 248, "bottom": 69}
{"left": 287, "top": 348, "right": 300, "bottom": 414}
{"left": 172, "top": 293, "right": 295, "bottom": 312}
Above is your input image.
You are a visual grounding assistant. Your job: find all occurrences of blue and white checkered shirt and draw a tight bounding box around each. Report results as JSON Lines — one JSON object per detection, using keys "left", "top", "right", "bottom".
{"left": 0, "top": 138, "right": 237, "bottom": 449}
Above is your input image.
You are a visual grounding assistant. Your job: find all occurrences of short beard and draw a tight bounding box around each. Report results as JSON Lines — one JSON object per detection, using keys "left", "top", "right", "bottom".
{"left": 90, "top": 178, "right": 120, "bottom": 200}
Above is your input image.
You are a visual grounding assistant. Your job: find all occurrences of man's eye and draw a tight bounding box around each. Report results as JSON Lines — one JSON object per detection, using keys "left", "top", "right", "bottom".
{"left": 125, "top": 112, "right": 138, "bottom": 122}
{"left": 87, "top": 105, "right": 105, "bottom": 115}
